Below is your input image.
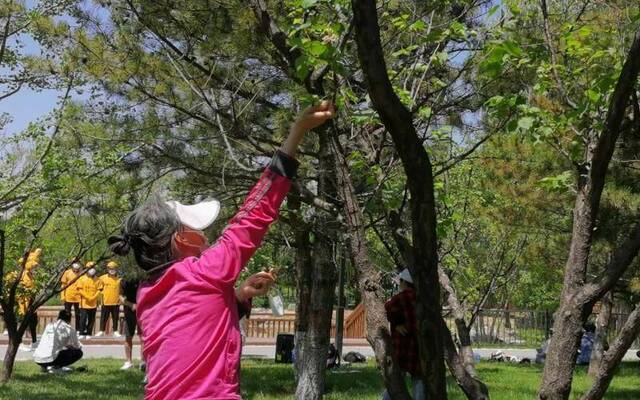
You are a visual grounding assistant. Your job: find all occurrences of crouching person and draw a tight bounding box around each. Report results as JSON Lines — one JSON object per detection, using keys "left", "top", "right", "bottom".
{"left": 33, "top": 310, "right": 83, "bottom": 374}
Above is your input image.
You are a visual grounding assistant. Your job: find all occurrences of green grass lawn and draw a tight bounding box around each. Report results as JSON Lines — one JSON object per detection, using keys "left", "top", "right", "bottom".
{"left": 0, "top": 358, "right": 639, "bottom": 399}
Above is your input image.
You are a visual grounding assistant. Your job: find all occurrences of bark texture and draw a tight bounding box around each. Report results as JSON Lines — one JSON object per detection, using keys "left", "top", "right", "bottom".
{"left": 351, "top": 0, "right": 447, "bottom": 397}
{"left": 538, "top": 30, "right": 640, "bottom": 400}
{"left": 294, "top": 134, "right": 338, "bottom": 400}
{"left": 588, "top": 293, "right": 612, "bottom": 376}
{"left": 1, "top": 339, "right": 19, "bottom": 383}
{"left": 580, "top": 304, "right": 640, "bottom": 400}
{"left": 332, "top": 137, "right": 411, "bottom": 399}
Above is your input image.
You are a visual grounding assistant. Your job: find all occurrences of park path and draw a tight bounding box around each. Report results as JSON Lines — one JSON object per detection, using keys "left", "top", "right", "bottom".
{"left": 2, "top": 343, "right": 638, "bottom": 362}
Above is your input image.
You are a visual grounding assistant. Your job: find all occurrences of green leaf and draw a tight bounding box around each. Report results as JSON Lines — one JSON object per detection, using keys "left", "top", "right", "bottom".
{"left": 409, "top": 20, "right": 427, "bottom": 32}
{"left": 418, "top": 106, "right": 432, "bottom": 119}
{"left": 538, "top": 171, "right": 573, "bottom": 192}
{"left": 307, "top": 41, "right": 328, "bottom": 57}
{"left": 294, "top": 55, "right": 311, "bottom": 80}
{"left": 488, "top": 5, "right": 500, "bottom": 17}
{"left": 300, "top": 0, "right": 319, "bottom": 9}
{"left": 585, "top": 89, "right": 601, "bottom": 103}
{"left": 517, "top": 117, "right": 535, "bottom": 131}
{"left": 502, "top": 40, "right": 523, "bottom": 57}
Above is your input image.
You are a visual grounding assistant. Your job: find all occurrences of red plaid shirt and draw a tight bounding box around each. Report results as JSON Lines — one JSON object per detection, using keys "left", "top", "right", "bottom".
{"left": 385, "top": 288, "right": 421, "bottom": 376}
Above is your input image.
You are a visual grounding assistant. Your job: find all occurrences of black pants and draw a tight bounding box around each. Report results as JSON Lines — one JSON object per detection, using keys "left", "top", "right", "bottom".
{"left": 123, "top": 306, "right": 139, "bottom": 338}
{"left": 79, "top": 308, "right": 96, "bottom": 336}
{"left": 26, "top": 313, "right": 37, "bottom": 342}
{"left": 37, "top": 348, "right": 83, "bottom": 369}
{"left": 99, "top": 305, "right": 120, "bottom": 332}
{"left": 64, "top": 302, "right": 81, "bottom": 332}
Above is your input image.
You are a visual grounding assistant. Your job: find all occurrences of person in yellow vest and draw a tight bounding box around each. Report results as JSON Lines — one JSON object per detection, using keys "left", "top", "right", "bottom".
{"left": 60, "top": 260, "right": 82, "bottom": 333}
{"left": 76, "top": 262, "right": 99, "bottom": 339}
{"left": 17, "top": 249, "right": 42, "bottom": 352}
{"left": 96, "top": 261, "right": 122, "bottom": 338}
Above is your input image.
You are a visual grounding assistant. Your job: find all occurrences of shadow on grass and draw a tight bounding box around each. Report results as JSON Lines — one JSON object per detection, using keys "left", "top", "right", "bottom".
{"left": 2, "top": 358, "right": 144, "bottom": 400}
{"left": 2, "top": 358, "right": 638, "bottom": 400}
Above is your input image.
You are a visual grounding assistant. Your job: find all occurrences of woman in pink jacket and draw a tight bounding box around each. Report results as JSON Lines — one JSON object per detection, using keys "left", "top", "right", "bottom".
{"left": 108, "top": 102, "right": 334, "bottom": 399}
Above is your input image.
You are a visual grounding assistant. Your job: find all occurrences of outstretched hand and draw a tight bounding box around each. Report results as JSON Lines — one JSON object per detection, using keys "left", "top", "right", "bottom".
{"left": 292, "top": 100, "right": 336, "bottom": 134}
{"left": 236, "top": 268, "right": 277, "bottom": 302}
{"left": 280, "top": 101, "right": 336, "bottom": 157}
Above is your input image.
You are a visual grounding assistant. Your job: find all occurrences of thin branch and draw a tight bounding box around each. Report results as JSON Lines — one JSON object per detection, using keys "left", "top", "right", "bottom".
{"left": 539, "top": 0, "right": 578, "bottom": 109}
{"left": 0, "top": 79, "right": 74, "bottom": 203}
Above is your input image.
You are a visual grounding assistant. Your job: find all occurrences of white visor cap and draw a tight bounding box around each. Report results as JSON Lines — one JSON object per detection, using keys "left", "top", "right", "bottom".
{"left": 166, "top": 199, "right": 221, "bottom": 231}
{"left": 399, "top": 268, "right": 413, "bottom": 284}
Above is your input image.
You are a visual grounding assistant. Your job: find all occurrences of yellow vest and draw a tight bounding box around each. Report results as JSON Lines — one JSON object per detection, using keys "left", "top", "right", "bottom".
{"left": 61, "top": 269, "right": 81, "bottom": 303}
{"left": 77, "top": 275, "right": 99, "bottom": 309}
{"left": 98, "top": 274, "right": 121, "bottom": 306}
{"left": 3, "top": 270, "right": 36, "bottom": 316}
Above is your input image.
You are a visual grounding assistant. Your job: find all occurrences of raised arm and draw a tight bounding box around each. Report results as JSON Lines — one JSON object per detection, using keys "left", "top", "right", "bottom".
{"left": 195, "top": 102, "right": 335, "bottom": 286}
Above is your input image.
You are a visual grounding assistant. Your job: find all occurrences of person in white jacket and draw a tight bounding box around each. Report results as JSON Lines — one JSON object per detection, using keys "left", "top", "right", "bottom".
{"left": 33, "top": 309, "right": 83, "bottom": 373}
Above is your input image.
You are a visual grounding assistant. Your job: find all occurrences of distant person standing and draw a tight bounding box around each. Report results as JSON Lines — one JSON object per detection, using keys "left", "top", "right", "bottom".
{"left": 96, "top": 261, "right": 122, "bottom": 337}
{"left": 577, "top": 323, "right": 596, "bottom": 365}
{"left": 382, "top": 268, "right": 424, "bottom": 400}
{"left": 60, "top": 261, "right": 82, "bottom": 332}
{"left": 77, "top": 262, "right": 99, "bottom": 339}
{"left": 17, "top": 249, "right": 42, "bottom": 352}
{"left": 33, "top": 310, "right": 83, "bottom": 374}
{"left": 120, "top": 278, "right": 144, "bottom": 371}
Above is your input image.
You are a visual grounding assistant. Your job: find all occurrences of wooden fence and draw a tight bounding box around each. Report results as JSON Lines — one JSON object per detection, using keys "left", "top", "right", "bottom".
{"left": 22, "top": 305, "right": 640, "bottom": 349}
{"left": 0, "top": 305, "right": 368, "bottom": 339}
{"left": 242, "top": 303, "right": 367, "bottom": 338}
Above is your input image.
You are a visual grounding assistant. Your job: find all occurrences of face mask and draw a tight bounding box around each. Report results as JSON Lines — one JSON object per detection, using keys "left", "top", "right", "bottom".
{"left": 72, "top": 263, "right": 81, "bottom": 270}
{"left": 171, "top": 228, "right": 209, "bottom": 259}
{"left": 108, "top": 269, "right": 117, "bottom": 275}
{"left": 88, "top": 268, "right": 96, "bottom": 277}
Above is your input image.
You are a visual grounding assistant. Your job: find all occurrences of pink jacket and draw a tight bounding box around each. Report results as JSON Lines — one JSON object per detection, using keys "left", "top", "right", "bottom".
{"left": 137, "top": 164, "right": 293, "bottom": 399}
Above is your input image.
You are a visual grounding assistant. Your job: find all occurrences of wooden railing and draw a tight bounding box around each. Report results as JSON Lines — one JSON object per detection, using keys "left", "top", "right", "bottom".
{"left": 244, "top": 304, "right": 367, "bottom": 339}
{"left": 343, "top": 302, "right": 366, "bottom": 338}
{"left": 2, "top": 305, "right": 369, "bottom": 339}
{"left": 244, "top": 314, "right": 296, "bottom": 337}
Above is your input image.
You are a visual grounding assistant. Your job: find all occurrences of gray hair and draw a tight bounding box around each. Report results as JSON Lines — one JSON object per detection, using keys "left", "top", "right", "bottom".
{"left": 108, "top": 196, "right": 181, "bottom": 271}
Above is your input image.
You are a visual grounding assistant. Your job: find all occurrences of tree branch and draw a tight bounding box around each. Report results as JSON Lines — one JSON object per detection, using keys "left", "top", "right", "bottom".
{"left": 582, "top": 221, "right": 640, "bottom": 304}
{"left": 539, "top": 0, "right": 577, "bottom": 109}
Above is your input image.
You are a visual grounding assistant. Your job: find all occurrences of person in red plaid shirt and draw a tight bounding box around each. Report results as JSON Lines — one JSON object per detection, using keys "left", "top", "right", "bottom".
{"left": 382, "top": 268, "right": 425, "bottom": 400}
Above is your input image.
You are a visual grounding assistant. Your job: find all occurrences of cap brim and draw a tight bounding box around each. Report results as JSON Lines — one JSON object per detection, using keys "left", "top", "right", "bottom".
{"left": 398, "top": 269, "right": 413, "bottom": 284}
{"left": 166, "top": 199, "right": 221, "bottom": 231}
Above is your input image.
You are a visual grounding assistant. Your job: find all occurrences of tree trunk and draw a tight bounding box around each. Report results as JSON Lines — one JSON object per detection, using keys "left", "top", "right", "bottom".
{"left": 1, "top": 339, "right": 19, "bottom": 383}
{"left": 294, "top": 134, "right": 338, "bottom": 400}
{"left": 294, "top": 223, "right": 312, "bottom": 375}
{"left": 351, "top": 1, "right": 447, "bottom": 397}
{"left": 334, "top": 252, "right": 345, "bottom": 363}
{"left": 538, "top": 300, "right": 589, "bottom": 400}
{"left": 504, "top": 303, "right": 512, "bottom": 329}
{"left": 455, "top": 320, "right": 477, "bottom": 375}
{"left": 1, "top": 279, "right": 23, "bottom": 383}
{"left": 442, "top": 320, "right": 490, "bottom": 400}
{"left": 294, "top": 223, "right": 334, "bottom": 400}
{"left": 580, "top": 303, "right": 640, "bottom": 400}
{"left": 389, "top": 191, "right": 488, "bottom": 399}
{"left": 332, "top": 136, "right": 411, "bottom": 399}
{"left": 1, "top": 332, "right": 21, "bottom": 383}
{"left": 438, "top": 266, "right": 489, "bottom": 399}
{"left": 538, "top": 29, "right": 640, "bottom": 400}
{"left": 588, "top": 292, "right": 612, "bottom": 376}
{"left": 438, "top": 266, "right": 478, "bottom": 377}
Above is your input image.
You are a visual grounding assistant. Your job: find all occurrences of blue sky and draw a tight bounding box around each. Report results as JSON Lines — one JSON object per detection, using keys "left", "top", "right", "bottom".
{"left": 1, "top": 0, "right": 86, "bottom": 136}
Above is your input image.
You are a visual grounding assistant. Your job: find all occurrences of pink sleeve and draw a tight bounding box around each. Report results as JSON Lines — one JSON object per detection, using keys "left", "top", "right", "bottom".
{"left": 193, "top": 168, "right": 292, "bottom": 287}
